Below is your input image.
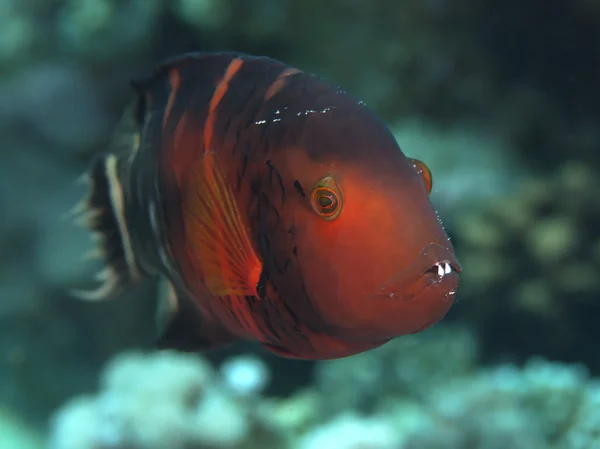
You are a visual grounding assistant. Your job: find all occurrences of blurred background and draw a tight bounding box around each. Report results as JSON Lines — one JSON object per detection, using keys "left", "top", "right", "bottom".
{"left": 1, "top": 0, "right": 600, "bottom": 448}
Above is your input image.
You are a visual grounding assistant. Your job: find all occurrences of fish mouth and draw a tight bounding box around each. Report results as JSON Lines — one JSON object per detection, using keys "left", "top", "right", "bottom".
{"left": 373, "top": 242, "right": 461, "bottom": 300}
{"left": 423, "top": 260, "right": 461, "bottom": 278}
{"left": 336, "top": 242, "right": 460, "bottom": 342}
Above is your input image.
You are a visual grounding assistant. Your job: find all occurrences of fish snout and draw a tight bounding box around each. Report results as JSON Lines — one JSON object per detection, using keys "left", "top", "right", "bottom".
{"left": 367, "top": 242, "right": 461, "bottom": 337}
{"left": 375, "top": 243, "right": 460, "bottom": 296}
{"left": 421, "top": 254, "right": 461, "bottom": 288}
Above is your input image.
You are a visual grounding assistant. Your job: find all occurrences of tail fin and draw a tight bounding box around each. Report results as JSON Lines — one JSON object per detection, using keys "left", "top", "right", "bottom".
{"left": 70, "top": 153, "right": 141, "bottom": 301}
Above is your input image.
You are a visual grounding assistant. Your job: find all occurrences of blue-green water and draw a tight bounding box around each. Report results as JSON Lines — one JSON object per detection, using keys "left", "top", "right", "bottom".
{"left": 1, "top": 1, "right": 599, "bottom": 448}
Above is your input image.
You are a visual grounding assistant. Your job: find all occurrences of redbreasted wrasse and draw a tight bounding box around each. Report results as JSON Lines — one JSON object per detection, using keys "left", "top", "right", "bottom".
{"left": 73, "top": 52, "right": 461, "bottom": 360}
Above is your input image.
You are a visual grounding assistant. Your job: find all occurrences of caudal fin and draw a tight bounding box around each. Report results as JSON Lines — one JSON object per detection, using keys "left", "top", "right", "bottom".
{"left": 70, "top": 154, "right": 141, "bottom": 301}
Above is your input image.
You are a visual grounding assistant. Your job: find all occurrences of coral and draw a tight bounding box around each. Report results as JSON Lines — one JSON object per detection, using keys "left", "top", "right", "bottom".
{"left": 0, "top": 0, "right": 162, "bottom": 71}
{"left": 390, "top": 119, "right": 524, "bottom": 224}
{"left": 400, "top": 357, "right": 600, "bottom": 449}
{"left": 169, "top": 0, "right": 230, "bottom": 30}
{"left": 48, "top": 351, "right": 276, "bottom": 449}
{"left": 57, "top": 0, "right": 162, "bottom": 61}
{"left": 0, "top": 407, "right": 44, "bottom": 449}
{"left": 296, "top": 412, "right": 402, "bottom": 449}
{"left": 220, "top": 355, "right": 271, "bottom": 397}
{"left": 453, "top": 161, "right": 600, "bottom": 371}
{"left": 313, "top": 326, "right": 478, "bottom": 415}
{"left": 308, "top": 328, "right": 600, "bottom": 449}
{"left": 48, "top": 327, "right": 600, "bottom": 449}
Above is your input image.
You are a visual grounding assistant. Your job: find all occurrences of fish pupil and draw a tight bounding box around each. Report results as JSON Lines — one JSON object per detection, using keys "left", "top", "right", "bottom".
{"left": 316, "top": 190, "right": 339, "bottom": 215}
{"left": 310, "top": 179, "right": 342, "bottom": 220}
{"left": 318, "top": 194, "right": 334, "bottom": 209}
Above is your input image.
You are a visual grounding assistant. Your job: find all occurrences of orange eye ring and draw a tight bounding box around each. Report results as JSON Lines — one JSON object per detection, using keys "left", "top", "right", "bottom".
{"left": 311, "top": 177, "right": 342, "bottom": 220}
{"left": 409, "top": 158, "right": 433, "bottom": 195}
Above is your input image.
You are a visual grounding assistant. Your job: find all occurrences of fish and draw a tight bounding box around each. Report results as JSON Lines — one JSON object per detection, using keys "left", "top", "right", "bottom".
{"left": 72, "top": 51, "right": 461, "bottom": 360}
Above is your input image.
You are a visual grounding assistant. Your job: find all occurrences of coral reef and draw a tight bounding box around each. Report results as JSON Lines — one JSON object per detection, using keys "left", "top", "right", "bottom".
{"left": 390, "top": 119, "right": 524, "bottom": 224}
{"left": 0, "top": 0, "right": 161, "bottom": 69}
{"left": 48, "top": 326, "right": 600, "bottom": 449}
{"left": 0, "top": 407, "right": 44, "bottom": 449}
{"left": 454, "top": 161, "right": 600, "bottom": 371}
{"left": 49, "top": 351, "right": 276, "bottom": 449}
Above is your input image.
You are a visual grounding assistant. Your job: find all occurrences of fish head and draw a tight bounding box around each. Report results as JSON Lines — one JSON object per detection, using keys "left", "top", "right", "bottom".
{"left": 285, "top": 114, "right": 461, "bottom": 343}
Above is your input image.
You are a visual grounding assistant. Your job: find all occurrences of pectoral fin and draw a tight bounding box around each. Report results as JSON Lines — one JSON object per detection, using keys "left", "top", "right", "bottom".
{"left": 183, "top": 151, "right": 263, "bottom": 298}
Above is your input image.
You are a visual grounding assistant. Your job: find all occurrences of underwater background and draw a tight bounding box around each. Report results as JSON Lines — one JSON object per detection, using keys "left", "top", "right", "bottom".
{"left": 1, "top": 0, "right": 600, "bottom": 447}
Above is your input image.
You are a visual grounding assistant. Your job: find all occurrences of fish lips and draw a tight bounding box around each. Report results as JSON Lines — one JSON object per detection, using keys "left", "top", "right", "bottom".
{"left": 370, "top": 242, "right": 461, "bottom": 335}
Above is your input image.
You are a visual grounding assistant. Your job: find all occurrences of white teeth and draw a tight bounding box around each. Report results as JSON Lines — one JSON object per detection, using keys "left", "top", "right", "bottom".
{"left": 437, "top": 264, "right": 445, "bottom": 276}
{"left": 436, "top": 262, "right": 452, "bottom": 277}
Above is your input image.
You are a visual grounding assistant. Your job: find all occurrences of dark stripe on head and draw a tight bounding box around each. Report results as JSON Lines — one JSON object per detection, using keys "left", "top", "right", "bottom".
{"left": 293, "top": 180, "right": 306, "bottom": 197}
{"left": 265, "top": 160, "right": 286, "bottom": 204}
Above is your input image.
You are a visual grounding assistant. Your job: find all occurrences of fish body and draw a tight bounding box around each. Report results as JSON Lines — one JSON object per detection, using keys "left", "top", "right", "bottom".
{"left": 75, "top": 52, "right": 461, "bottom": 360}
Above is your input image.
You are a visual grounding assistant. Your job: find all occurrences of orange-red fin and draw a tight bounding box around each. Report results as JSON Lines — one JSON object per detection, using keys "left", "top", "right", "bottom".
{"left": 184, "top": 151, "right": 263, "bottom": 297}
{"left": 156, "top": 280, "right": 240, "bottom": 353}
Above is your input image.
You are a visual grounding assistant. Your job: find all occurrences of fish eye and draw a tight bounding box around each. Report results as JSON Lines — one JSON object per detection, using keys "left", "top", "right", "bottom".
{"left": 409, "top": 158, "right": 433, "bottom": 195}
{"left": 311, "top": 176, "right": 342, "bottom": 220}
